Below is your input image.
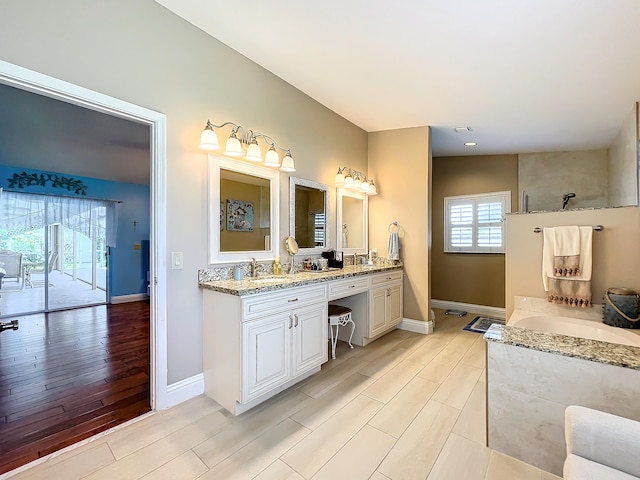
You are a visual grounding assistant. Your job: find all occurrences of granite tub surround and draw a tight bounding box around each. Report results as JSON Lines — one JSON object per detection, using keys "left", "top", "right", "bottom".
{"left": 514, "top": 295, "right": 602, "bottom": 321}
{"left": 485, "top": 323, "right": 640, "bottom": 370}
{"left": 485, "top": 337, "right": 640, "bottom": 476}
{"left": 198, "top": 263, "right": 403, "bottom": 295}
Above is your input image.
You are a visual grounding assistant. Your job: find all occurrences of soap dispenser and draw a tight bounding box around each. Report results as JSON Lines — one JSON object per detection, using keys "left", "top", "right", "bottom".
{"left": 273, "top": 256, "right": 282, "bottom": 275}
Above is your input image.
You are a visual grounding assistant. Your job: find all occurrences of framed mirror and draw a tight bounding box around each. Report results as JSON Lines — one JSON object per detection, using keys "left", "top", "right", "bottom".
{"left": 289, "top": 176, "right": 330, "bottom": 254}
{"left": 336, "top": 188, "right": 368, "bottom": 255}
{"left": 208, "top": 154, "right": 280, "bottom": 264}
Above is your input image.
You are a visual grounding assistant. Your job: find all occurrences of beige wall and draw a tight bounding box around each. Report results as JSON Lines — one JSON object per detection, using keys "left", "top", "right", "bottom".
{"left": 608, "top": 103, "right": 639, "bottom": 207}
{"left": 0, "top": 0, "right": 368, "bottom": 384}
{"left": 368, "top": 127, "right": 431, "bottom": 321}
{"left": 505, "top": 206, "right": 640, "bottom": 317}
{"left": 432, "top": 155, "right": 518, "bottom": 308}
{"left": 519, "top": 150, "right": 608, "bottom": 212}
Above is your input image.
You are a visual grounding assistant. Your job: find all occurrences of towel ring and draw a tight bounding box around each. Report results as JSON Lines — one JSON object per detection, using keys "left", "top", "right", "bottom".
{"left": 388, "top": 221, "right": 399, "bottom": 233}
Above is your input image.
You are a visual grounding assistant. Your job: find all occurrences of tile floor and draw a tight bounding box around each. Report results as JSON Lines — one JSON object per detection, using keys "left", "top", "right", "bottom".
{"left": 2, "top": 309, "right": 562, "bottom": 480}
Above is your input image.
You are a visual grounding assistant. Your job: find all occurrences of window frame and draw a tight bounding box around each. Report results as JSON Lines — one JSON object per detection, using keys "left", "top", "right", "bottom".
{"left": 444, "top": 191, "right": 511, "bottom": 254}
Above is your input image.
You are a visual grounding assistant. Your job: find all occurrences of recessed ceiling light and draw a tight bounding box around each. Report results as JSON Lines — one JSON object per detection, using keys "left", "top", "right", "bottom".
{"left": 454, "top": 126, "right": 471, "bottom": 133}
{"left": 464, "top": 142, "right": 477, "bottom": 146}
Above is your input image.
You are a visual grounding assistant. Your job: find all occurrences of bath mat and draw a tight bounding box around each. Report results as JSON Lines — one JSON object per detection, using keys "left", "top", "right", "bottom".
{"left": 463, "top": 316, "right": 505, "bottom": 334}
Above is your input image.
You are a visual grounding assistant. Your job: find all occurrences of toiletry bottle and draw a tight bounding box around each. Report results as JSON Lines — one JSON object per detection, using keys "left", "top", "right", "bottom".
{"left": 273, "top": 256, "right": 282, "bottom": 275}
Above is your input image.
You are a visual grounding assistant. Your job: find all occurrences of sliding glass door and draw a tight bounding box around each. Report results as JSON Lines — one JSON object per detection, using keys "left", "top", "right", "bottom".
{"left": 0, "top": 191, "right": 113, "bottom": 317}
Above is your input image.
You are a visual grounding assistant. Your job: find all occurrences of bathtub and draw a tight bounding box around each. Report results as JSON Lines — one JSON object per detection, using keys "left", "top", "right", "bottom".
{"left": 508, "top": 309, "right": 640, "bottom": 347}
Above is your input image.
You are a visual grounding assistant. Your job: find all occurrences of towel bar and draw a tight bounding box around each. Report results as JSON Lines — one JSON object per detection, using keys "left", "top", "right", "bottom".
{"left": 533, "top": 225, "right": 603, "bottom": 233}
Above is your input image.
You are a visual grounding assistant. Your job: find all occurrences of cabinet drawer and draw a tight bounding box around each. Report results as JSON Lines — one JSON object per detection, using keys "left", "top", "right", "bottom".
{"left": 370, "top": 271, "right": 403, "bottom": 287}
{"left": 242, "top": 284, "right": 327, "bottom": 320}
{"left": 328, "top": 277, "right": 370, "bottom": 300}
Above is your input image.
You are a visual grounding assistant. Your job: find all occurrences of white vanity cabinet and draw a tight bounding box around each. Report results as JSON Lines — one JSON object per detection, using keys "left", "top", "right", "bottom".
{"left": 368, "top": 271, "right": 403, "bottom": 338}
{"left": 242, "top": 301, "right": 327, "bottom": 403}
{"left": 203, "top": 283, "right": 327, "bottom": 415}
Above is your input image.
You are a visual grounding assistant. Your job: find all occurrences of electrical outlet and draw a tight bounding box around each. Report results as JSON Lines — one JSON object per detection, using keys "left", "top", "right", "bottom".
{"left": 171, "top": 252, "right": 183, "bottom": 270}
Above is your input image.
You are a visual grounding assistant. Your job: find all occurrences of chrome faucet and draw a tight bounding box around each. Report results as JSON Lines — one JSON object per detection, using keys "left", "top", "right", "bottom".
{"left": 353, "top": 252, "right": 368, "bottom": 266}
{"left": 250, "top": 257, "right": 257, "bottom": 278}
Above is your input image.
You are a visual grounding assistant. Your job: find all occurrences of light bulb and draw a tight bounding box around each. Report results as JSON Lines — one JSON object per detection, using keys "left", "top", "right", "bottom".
{"left": 263, "top": 147, "right": 280, "bottom": 167}
{"left": 199, "top": 125, "right": 219, "bottom": 150}
{"left": 224, "top": 134, "right": 243, "bottom": 157}
{"left": 280, "top": 154, "right": 296, "bottom": 172}
{"left": 244, "top": 141, "right": 262, "bottom": 162}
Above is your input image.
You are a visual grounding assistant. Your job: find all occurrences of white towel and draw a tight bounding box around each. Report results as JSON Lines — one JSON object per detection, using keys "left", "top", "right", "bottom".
{"left": 552, "top": 226, "right": 581, "bottom": 276}
{"left": 542, "top": 226, "right": 593, "bottom": 306}
{"left": 387, "top": 230, "right": 400, "bottom": 261}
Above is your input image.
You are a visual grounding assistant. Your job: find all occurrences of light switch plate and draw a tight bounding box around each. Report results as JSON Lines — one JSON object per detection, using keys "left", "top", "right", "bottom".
{"left": 171, "top": 252, "right": 183, "bottom": 270}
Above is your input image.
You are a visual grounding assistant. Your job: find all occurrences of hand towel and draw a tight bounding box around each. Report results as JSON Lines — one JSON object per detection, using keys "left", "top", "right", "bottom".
{"left": 542, "top": 226, "right": 593, "bottom": 307}
{"left": 387, "top": 230, "right": 400, "bottom": 261}
{"left": 552, "top": 226, "right": 581, "bottom": 276}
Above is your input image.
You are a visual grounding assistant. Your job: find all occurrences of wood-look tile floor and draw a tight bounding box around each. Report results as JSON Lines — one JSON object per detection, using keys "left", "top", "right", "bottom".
{"left": 3, "top": 309, "right": 561, "bottom": 480}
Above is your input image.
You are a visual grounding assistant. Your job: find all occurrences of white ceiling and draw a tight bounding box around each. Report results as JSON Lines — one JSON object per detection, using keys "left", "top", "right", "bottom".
{"left": 156, "top": 0, "right": 640, "bottom": 156}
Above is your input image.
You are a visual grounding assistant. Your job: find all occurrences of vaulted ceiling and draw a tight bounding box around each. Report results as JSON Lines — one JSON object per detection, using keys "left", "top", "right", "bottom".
{"left": 156, "top": 0, "right": 640, "bottom": 156}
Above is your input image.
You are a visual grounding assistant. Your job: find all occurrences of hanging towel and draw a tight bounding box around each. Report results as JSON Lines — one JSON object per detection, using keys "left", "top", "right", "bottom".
{"left": 552, "top": 226, "right": 581, "bottom": 276}
{"left": 542, "top": 226, "right": 593, "bottom": 307}
{"left": 387, "top": 229, "right": 400, "bottom": 261}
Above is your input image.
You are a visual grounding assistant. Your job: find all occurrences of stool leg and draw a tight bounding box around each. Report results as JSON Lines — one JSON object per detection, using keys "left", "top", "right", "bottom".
{"left": 329, "top": 323, "right": 337, "bottom": 359}
{"left": 347, "top": 319, "right": 355, "bottom": 349}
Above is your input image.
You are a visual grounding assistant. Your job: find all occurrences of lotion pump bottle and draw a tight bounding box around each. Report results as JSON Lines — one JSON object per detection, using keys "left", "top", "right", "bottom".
{"left": 273, "top": 256, "right": 282, "bottom": 275}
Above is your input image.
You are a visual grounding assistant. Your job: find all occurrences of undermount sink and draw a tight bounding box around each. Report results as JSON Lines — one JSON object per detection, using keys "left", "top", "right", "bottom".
{"left": 249, "top": 277, "right": 286, "bottom": 284}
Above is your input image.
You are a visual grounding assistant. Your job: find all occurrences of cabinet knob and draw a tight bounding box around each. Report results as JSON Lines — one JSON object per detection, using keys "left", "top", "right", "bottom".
{"left": 288, "top": 298, "right": 299, "bottom": 303}
{"left": 288, "top": 315, "right": 293, "bottom": 329}
{"left": 294, "top": 314, "right": 299, "bottom": 327}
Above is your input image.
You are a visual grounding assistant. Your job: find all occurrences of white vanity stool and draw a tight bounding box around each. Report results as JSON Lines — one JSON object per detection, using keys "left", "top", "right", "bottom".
{"left": 328, "top": 304, "right": 355, "bottom": 359}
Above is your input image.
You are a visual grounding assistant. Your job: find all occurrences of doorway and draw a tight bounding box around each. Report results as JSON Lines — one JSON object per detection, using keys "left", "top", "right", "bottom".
{"left": 0, "top": 60, "right": 167, "bottom": 442}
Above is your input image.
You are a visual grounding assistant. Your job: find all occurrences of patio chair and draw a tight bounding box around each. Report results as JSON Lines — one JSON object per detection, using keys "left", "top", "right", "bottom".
{"left": 27, "top": 251, "right": 58, "bottom": 288}
{"left": 0, "top": 251, "right": 24, "bottom": 290}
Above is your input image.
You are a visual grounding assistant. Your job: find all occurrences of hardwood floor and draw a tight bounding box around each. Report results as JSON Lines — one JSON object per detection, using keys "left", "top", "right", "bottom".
{"left": 0, "top": 301, "right": 151, "bottom": 474}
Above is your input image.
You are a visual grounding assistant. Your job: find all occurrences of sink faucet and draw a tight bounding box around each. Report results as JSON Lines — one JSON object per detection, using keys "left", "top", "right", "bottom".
{"left": 353, "top": 252, "right": 368, "bottom": 266}
{"left": 250, "top": 257, "right": 257, "bottom": 278}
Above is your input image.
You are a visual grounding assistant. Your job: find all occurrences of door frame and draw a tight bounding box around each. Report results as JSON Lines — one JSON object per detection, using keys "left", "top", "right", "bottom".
{"left": 0, "top": 60, "right": 168, "bottom": 410}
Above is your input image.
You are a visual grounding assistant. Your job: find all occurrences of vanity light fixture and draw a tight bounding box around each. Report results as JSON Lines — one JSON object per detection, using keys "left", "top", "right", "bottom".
{"left": 334, "top": 167, "right": 378, "bottom": 195}
{"left": 199, "top": 120, "right": 296, "bottom": 172}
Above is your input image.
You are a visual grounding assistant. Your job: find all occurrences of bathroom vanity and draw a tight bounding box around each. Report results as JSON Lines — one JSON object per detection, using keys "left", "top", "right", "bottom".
{"left": 200, "top": 265, "right": 403, "bottom": 415}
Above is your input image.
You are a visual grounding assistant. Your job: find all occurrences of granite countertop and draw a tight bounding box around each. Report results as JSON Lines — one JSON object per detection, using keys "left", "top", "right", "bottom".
{"left": 199, "top": 264, "right": 403, "bottom": 296}
{"left": 485, "top": 324, "right": 640, "bottom": 370}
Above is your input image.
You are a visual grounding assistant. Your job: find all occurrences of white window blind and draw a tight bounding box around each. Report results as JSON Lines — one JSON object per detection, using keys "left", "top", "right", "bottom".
{"left": 444, "top": 191, "right": 510, "bottom": 253}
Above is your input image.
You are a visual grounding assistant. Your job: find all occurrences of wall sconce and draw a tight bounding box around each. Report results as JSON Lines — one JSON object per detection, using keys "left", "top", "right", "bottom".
{"left": 199, "top": 120, "right": 296, "bottom": 172}
{"left": 335, "top": 167, "right": 377, "bottom": 195}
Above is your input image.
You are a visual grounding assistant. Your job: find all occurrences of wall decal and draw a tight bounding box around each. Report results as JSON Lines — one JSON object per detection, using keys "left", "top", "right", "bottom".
{"left": 7, "top": 171, "right": 88, "bottom": 195}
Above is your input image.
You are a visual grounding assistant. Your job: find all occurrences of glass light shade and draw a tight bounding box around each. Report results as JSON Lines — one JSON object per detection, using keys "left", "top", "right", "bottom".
{"left": 244, "top": 141, "right": 263, "bottom": 162}
{"left": 263, "top": 147, "right": 280, "bottom": 167}
{"left": 199, "top": 127, "right": 220, "bottom": 150}
{"left": 343, "top": 174, "right": 354, "bottom": 188}
{"left": 368, "top": 181, "right": 378, "bottom": 195}
{"left": 280, "top": 154, "right": 296, "bottom": 172}
{"left": 353, "top": 177, "right": 362, "bottom": 190}
{"left": 224, "top": 135, "right": 243, "bottom": 157}
{"left": 360, "top": 180, "right": 370, "bottom": 193}
{"left": 335, "top": 170, "right": 345, "bottom": 186}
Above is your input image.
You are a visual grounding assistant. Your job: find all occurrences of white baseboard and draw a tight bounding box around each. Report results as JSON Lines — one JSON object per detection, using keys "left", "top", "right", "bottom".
{"left": 166, "top": 373, "right": 204, "bottom": 408}
{"left": 398, "top": 318, "right": 434, "bottom": 335}
{"left": 431, "top": 299, "right": 505, "bottom": 319}
{"left": 111, "top": 293, "right": 149, "bottom": 304}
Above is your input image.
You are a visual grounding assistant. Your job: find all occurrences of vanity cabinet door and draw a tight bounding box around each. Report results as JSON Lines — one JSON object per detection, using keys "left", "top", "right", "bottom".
{"left": 369, "top": 286, "right": 389, "bottom": 337}
{"left": 242, "top": 314, "right": 291, "bottom": 402}
{"left": 387, "top": 283, "right": 403, "bottom": 327}
{"left": 292, "top": 302, "right": 328, "bottom": 377}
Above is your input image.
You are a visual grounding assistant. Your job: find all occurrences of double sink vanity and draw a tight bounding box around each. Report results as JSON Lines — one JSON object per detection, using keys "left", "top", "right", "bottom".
{"left": 202, "top": 153, "right": 402, "bottom": 415}
{"left": 200, "top": 264, "right": 403, "bottom": 415}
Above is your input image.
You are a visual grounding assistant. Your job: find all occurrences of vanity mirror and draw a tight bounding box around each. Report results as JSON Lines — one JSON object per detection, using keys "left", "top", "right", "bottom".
{"left": 208, "top": 155, "right": 280, "bottom": 264}
{"left": 336, "top": 188, "right": 368, "bottom": 255}
{"left": 289, "top": 176, "right": 330, "bottom": 254}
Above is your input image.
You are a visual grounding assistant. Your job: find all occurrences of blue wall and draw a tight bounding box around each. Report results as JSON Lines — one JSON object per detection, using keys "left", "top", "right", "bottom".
{"left": 0, "top": 165, "right": 150, "bottom": 298}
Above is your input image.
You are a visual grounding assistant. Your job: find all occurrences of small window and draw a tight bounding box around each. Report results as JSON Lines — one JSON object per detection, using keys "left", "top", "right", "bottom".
{"left": 444, "top": 191, "right": 510, "bottom": 253}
